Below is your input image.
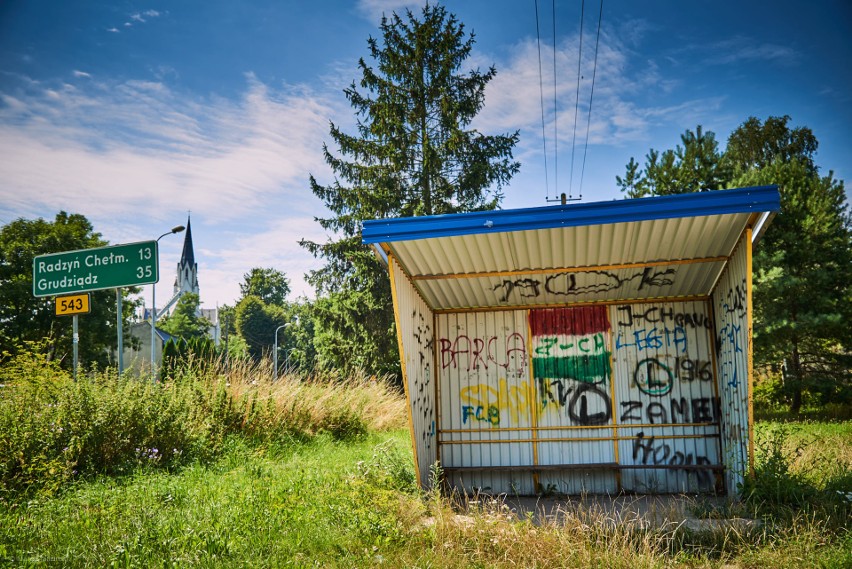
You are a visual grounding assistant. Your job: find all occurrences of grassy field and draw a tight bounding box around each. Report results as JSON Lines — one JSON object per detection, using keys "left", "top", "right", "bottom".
{"left": 1, "top": 351, "right": 850, "bottom": 567}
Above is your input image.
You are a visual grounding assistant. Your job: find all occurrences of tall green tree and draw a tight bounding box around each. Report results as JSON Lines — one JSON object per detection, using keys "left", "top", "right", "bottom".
{"left": 725, "top": 115, "right": 818, "bottom": 176}
{"left": 234, "top": 295, "right": 286, "bottom": 361}
{"left": 737, "top": 161, "right": 851, "bottom": 411}
{"left": 616, "top": 125, "right": 729, "bottom": 197}
{"left": 301, "top": 4, "right": 519, "bottom": 378}
{"left": 158, "top": 293, "right": 211, "bottom": 340}
{"left": 617, "top": 115, "right": 852, "bottom": 411}
{"left": 239, "top": 268, "right": 291, "bottom": 307}
{"left": 0, "top": 212, "right": 139, "bottom": 369}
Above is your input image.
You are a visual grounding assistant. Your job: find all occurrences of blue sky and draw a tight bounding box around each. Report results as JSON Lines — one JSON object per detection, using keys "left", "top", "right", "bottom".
{"left": 1, "top": 0, "right": 850, "bottom": 310}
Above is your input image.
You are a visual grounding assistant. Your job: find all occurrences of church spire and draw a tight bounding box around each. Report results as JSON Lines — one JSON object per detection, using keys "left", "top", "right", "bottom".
{"left": 174, "top": 215, "right": 199, "bottom": 297}
{"left": 180, "top": 216, "right": 195, "bottom": 268}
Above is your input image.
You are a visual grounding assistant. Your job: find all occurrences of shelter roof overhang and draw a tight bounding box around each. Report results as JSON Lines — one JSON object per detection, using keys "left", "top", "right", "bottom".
{"left": 363, "top": 185, "right": 780, "bottom": 312}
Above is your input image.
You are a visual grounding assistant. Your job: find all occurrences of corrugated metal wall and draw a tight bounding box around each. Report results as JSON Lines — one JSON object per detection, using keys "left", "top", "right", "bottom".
{"left": 435, "top": 301, "right": 724, "bottom": 495}
{"left": 611, "top": 301, "right": 721, "bottom": 493}
{"left": 437, "top": 309, "right": 535, "bottom": 494}
{"left": 712, "top": 230, "right": 752, "bottom": 494}
{"left": 531, "top": 306, "right": 618, "bottom": 494}
{"left": 389, "top": 257, "right": 437, "bottom": 489}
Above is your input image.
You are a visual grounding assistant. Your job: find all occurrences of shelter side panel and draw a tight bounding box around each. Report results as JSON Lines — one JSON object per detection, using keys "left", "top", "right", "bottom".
{"left": 437, "top": 310, "right": 535, "bottom": 495}
{"left": 611, "top": 300, "right": 722, "bottom": 493}
{"left": 391, "top": 259, "right": 437, "bottom": 489}
{"left": 712, "top": 233, "right": 751, "bottom": 495}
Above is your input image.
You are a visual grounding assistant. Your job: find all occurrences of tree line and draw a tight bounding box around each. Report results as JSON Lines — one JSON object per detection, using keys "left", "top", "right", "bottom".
{"left": 1, "top": 5, "right": 849, "bottom": 411}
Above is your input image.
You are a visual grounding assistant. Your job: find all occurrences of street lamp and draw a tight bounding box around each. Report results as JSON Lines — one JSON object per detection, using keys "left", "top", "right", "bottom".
{"left": 151, "top": 225, "right": 185, "bottom": 379}
{"left": 273, "top": 323, "right": 291, "bottom": 381}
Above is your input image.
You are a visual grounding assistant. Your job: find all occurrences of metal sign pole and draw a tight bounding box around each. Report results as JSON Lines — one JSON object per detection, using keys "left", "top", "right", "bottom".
{"left": 72, "top": 314, "right": 79, "bottom": 381}
{"left": 116, "top": 288, "right": 123, "bottom": 375}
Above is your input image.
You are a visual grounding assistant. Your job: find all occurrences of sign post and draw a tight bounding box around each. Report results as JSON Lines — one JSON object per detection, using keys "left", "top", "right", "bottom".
{"left": 55, "top": 293, "right": 90, "bottom": 380}
{"left": 116, "top": 289, "right": 123, "bottom": 375}
{"left": 72, "top": 315, "right": 79, "bottom": 381}
{"left": 35, "top": 242, "right": 160, "bottom": 379}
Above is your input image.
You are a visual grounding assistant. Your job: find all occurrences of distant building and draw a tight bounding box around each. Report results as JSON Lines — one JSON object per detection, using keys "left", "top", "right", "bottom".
{"left": 116, "top": 216, "right": 220, "bottom": 374}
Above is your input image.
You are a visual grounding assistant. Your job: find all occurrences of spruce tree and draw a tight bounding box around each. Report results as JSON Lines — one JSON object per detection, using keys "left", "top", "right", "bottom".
{"left": 301, "top": 5, "right": 519, "bottom": 378}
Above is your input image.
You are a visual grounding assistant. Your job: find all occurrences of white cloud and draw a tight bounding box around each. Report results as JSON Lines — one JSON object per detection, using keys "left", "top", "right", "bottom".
{"left": 72, "top": 70, "right": 92, "bottom": 79}
{"left": 198, "top": 217, "right": 328, "bottom": 303}
{"left": 0, "top": 75, "right": 347, "bottom": 304}
{"left": 703, "top": 37, "right": 799, "bottom": 66}
{"left": 474, "top": 25, "right": 727, "bottom": 155}
{"left": 107, "top": 27, "right": 120, "bottom": 33}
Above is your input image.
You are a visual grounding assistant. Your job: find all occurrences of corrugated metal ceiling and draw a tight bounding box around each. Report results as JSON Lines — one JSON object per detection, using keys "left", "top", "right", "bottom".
{"left": 364, "top": 186, "right": 780, "bottom": 311}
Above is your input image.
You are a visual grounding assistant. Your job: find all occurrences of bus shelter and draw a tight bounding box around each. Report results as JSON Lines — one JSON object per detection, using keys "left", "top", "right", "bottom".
{"left": 362, "top": 186, "right": 780, "bottom": 496}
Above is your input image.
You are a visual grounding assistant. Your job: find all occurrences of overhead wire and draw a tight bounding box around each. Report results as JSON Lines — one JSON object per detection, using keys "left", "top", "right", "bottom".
{"left": 534, "top": 0, "right": 550, "bottom": 200}
{"left": 551, "top": 0, "right": 558, "bottom": 198}
{"left": 578, "top": 0, "right": 604, "bottom": 198}
{"left": 568, "top": 0, "right": 585, "bottom": 199}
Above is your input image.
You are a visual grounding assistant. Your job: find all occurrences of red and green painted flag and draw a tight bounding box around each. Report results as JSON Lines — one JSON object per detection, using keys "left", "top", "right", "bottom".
{"left": 530, "top": 305, "right": 612, "bottom": 384}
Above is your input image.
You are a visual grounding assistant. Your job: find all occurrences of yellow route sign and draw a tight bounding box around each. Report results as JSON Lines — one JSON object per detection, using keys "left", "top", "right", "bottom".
{"left": 56, "top": 293, "right": 91, "bottom": 316}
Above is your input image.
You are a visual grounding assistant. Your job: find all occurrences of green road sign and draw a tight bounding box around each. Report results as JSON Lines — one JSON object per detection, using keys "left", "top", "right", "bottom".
{"left": 33, "top": 241, "right": 159, "bottom": 297}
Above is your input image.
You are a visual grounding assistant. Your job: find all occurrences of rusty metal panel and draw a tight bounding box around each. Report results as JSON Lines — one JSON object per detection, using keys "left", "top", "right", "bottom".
{"left": 390, "top": 258, "right": 437, "bottom": 489}
{"left": 611, "top": 301, "right": 721, "bottom": 493}
{"left": 531, "top": 306, "right": 618, "bottom": 494}
{"left": 437, "top": 309, "right": 535, "bottom": 495}
{"left": 712, "top": 233, "right": 751, "bottom": 494}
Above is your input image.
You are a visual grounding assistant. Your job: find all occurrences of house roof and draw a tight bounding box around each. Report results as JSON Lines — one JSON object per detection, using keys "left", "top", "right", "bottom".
{"left": 362, "top": 186, "right": 780, "bottom": 311}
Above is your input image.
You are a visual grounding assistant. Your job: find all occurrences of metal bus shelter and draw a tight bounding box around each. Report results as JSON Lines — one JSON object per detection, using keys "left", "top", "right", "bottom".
{"left": 363, "top": 185, "right": 780, "bottom": 496}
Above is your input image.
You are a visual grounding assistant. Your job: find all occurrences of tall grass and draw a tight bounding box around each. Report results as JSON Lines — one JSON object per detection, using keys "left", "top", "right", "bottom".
{"left": 1, "top": 347, "right": 848, "bottom": 566}
{"left": 0, "top": 348, "right": 406, "bottom": 498}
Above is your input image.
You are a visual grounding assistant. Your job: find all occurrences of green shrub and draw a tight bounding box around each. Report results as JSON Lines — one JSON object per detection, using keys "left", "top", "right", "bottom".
{"left": 0, "top": 346, "right": 406, "bottom": 498}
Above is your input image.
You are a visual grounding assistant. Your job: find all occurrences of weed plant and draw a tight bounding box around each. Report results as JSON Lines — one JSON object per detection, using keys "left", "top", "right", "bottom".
{"left": 1, "top": 346, "right": 849, "bottom": 566}
{"left": 0, "top": 347, "right": 405, "bottom": 498}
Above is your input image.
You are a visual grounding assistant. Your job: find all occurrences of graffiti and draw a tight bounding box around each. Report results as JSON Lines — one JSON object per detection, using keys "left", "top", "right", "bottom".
{"left": 412, "top": 308, "right": 434, "bottom": 366}
{"left": 721, "top": 279, "right": 747, "bottom": 317}
{"left": 674, "top": 356, "right": 713, "bottom": 382}
{"left": 439, "top": 333, "right": 526, "bottom": 373}
{"left": 633, "top": 357, "right": 674, "bottom": 395}
{"left": 410, "top": 309, "right": 435, "bottom": 449}
{"left": 631, "top": 432, "right": 714, "bottom": 486}
{"left": 461, "top": 405, "right": 500, "bottom": 426}
{"left": 620, "top": 396, "right": 720, "bottom": 424}
{"left": 460, "top": 378, "right": 529, "bottom": 425}
{"left": 491, "top": 278, "right": 540, "bottom": 301}
{"left": 530, "top": 305, "right": 612, "bottom": 385}
{"left": 615, "top": 305, "right": 712, "bottom": 330}
{"left": 492, "top": 268, "right": 676, "bottom": 302}
{"left": 533, "top": 332, "right": 609, "bottom": 384}
{"left": 632, "top": 356, "right": 712, "bottom": 396}
{"left": 534, "top": 332, "right": 607, "bottom": 356}
{"left": 615, "top": 326, "right": 688, "bottom": 353}
{"left": 716, "top": 322, "right": 744, "bottom": 389}
{"left": 538, "top": 379, "right": 612, "bottom": 426}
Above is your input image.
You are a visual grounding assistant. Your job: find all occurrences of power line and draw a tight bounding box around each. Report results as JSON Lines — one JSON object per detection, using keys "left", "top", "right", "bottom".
{"left": 568, "top": 0, "right": 585, "bottom": 199}
{"left": 534, "top": 0, "right": 550, "bottom": 200}
{"left": 578, "top": 0, "right": 604, "bottom": 198}
{"left": 552, "top": 0, "right": 558, "bottom": 199}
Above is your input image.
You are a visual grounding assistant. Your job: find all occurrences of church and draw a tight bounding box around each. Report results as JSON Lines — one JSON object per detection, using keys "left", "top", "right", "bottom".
{"left": 117, "top": 217, "right": 221, "bottom": 374}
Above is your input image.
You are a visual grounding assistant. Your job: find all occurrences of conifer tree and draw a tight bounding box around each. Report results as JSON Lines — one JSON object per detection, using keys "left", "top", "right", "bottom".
{"left": 616, "top": 116, "right": 851, "bottom": 411}
{"left": 302, "top": 5, "right": 519, "bottom": 378}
